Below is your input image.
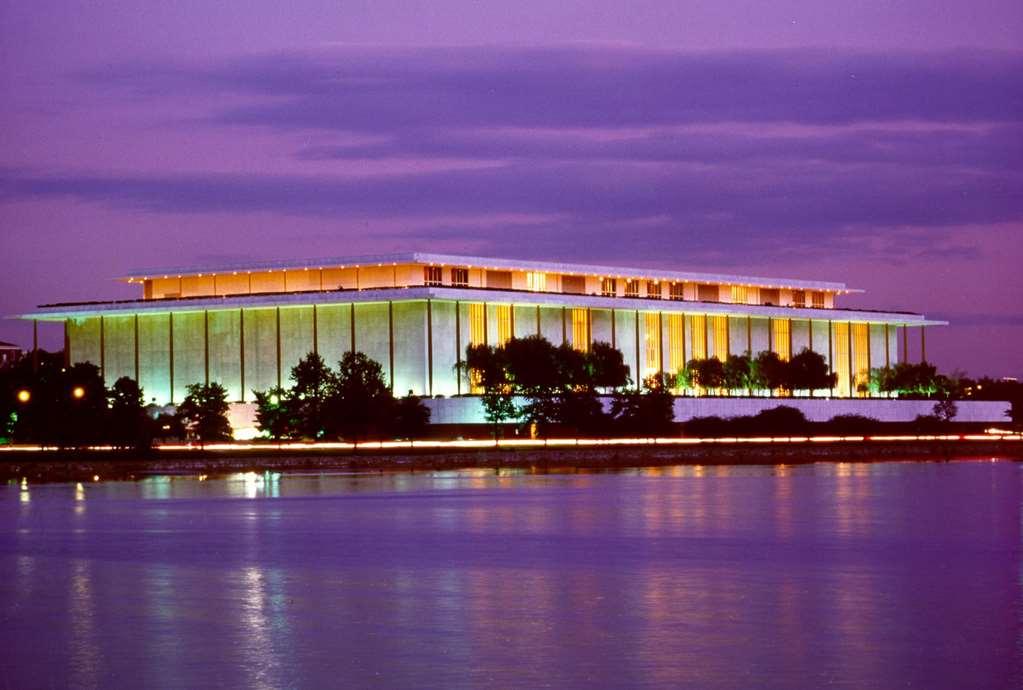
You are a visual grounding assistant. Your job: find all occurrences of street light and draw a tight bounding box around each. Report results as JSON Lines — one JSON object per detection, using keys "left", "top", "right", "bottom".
{"left": 16, "top": 389, "right": 30, "bottom": 403}
{"left": 72, "top": 386, "right": 85, "bottom": 400}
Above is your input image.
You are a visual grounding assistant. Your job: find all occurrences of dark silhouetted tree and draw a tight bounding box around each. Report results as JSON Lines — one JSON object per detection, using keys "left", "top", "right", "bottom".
{"left": 393, "top": 393, "right": 431, "bottom": 439}
{"left": 289, "top": 352, "right": 335, "bottom": 439}
{"left": 462, "top": 344, "right": 518, "bottom": 437}
{"left": 555, "top": 342, "right": 589, "bottom": 390}
{"left": 689, "top": 357, "right": 725, "bottom": 392}
{"left": 788, "top": 348, "right": 836, "bottom": 395}
{"left": 754, "top": 351, "right": 788, "bottom": 395}
{"left": 872, "top": 362, "right": 940, "bottom": 397}
{"left": 933, "top": 398, "right": 958, "bottom": 422}
{"left": 558, "top": 390, "right": 609, "bottom": 436}
{"left": 6, "top": 361, "right": 108, "bottom": 448}
{"left": 327, "top": 352, "right": 393, "bottom": 440}
{"left": 588, "top": 341, "right": 630, "bottom": 391}
{"left": 611, "top": 374, "right": 676, "bottom": 436}
{"left": 107, "top": 376, "right": 153, "bottom": 451}
{"left": 253, "top": 386, "right": 296, "bottom": 441}
{"left": 177, "top": 382, "right": 232, "bottom": 445}
{"left": 503, "top": 336, "right": 561, "bottom": 435}
{"left": 722, "top": 354, "right": 754, "bottom": 394}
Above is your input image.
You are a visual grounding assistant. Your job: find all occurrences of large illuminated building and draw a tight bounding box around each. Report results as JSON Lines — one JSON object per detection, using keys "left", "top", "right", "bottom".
{"left": 25, "top": 253, "right": 942, "bottom": 406}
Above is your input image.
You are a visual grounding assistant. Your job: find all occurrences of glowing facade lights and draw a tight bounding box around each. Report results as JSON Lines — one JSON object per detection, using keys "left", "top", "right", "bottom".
{"left": 31, "top": 253, "right": 941, "bottom": 405}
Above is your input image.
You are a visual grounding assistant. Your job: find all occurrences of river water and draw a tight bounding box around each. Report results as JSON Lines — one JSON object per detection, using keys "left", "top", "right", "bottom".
{"left": 2, "top": 460, "right": 1020, "bottom": 689}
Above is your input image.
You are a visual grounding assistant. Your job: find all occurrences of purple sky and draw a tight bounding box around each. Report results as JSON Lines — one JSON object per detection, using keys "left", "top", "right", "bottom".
{"left": 2, "top": 1, "right": 1021, "bottom": 377}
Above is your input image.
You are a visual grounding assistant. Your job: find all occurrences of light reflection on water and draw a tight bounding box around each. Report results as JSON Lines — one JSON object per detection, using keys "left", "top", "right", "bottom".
{"left": 1, "top": 460, "right": 1020, "bottom": 689}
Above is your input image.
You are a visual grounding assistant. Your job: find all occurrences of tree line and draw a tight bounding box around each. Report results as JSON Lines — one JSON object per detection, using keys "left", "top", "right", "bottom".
{"left": 676, "top": 349, "right": 836, "bottom": 395}
{"left": 3, "top": 344, "right": 1017, "bottom": 448}
{"left": 0, "top": 349, "right": 430, "bottom": 447}
{"left": 252, "top": 351, "right": 430, "bottom": 441}
{"left": 462, "top": 336, "right": 675, "bottom": 437}
{"left": 1, "top": 351, "right": 172, "bottom": 450}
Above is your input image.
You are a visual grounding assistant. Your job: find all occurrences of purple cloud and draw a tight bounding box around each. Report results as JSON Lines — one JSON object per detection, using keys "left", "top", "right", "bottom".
{"left": 3, "top": 158, "right": 1019, "bottom": 263}
{"left": 86, "top": 46, "right": 1023, "bottom": 131}
{"left": 296, "top": 124, "right": 1023, "bottom": 171}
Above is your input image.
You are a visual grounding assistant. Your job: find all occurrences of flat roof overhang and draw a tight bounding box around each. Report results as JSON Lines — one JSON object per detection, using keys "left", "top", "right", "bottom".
{"left": 20, "top": 286, "right": 946, "bottom": 327}
{"left": 119, "top": 251, "right": 857, "bottom": 294}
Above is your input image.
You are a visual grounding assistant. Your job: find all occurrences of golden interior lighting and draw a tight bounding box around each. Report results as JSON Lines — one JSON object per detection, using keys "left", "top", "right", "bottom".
{"left": 72, "top": 386, "right": 86, "bottom": 399}
{"left": 773, "top": 319, "right": 791, "bottom": 360}
{"left": 468, "top": 303, "right": 486, "bottom": 346}
{"left": 644, "top": 312, "right": 661, "bottom": 376}
{"left": 496, "top": 305, "right": 513, "bottom": 345}
{"left": 712, "top": 315, "right": 729, "bottom": 361}
{"left": 569, "top": 309, "right": 589, "bottom": 351}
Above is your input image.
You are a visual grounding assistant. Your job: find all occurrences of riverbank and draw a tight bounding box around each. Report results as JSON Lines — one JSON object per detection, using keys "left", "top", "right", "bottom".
{"left": 2, "top": 436, "right": 1021, "bottom": 482}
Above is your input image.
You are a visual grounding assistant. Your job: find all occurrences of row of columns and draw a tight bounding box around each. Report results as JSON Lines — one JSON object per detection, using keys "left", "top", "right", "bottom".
{"left": 42, "top": 306, "right": 930, "bottom": 399}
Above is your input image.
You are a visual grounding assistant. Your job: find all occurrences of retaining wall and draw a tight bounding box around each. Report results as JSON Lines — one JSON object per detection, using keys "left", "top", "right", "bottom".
{"left": 221, "top": 396, "right": 1009, "bottom": 437}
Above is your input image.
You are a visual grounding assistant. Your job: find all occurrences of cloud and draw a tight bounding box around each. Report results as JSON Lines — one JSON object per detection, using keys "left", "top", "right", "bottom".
{"left": 2, "top": 159, "right": 1019, "bottom": 260}
{"left": 85, "top": 45, "right": 1023, "bottom": 131}
{"left": 4, "top": 44, "right": 1014, "bottom": 268}
{"left": 296, "top": 123, "right": 1023, "bottom": 171}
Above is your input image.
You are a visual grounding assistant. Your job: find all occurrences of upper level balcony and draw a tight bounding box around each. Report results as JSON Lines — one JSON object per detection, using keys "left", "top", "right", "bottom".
{"left": 123, "top": 252, "right": 854, "bottom": 310}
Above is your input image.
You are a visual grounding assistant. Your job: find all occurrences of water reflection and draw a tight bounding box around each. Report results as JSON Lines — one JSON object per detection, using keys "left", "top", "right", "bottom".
{"left": 68, "top": 559, "right": 99, "bottom": 689}
{"left": 236, "top": 566, "right": 284, "bottom": 690}
{"left": 0, "top": 461, "right": 1018, "bottom": 689}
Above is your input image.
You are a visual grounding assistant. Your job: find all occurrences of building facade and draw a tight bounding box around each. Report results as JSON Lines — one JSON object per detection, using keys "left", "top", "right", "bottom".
{"left": 24, "top": 253, "right": 943, "bottom": 405}
{"left": 0, "top": 340, "right": 22, "bottom": 368}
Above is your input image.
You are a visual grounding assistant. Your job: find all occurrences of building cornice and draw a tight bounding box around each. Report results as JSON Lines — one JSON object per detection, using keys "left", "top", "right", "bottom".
{"left": 119, "top": 251, "right": 855, "bottom": 293}
{"left": 22, "top": 285, "right": 944, "bottom": 326}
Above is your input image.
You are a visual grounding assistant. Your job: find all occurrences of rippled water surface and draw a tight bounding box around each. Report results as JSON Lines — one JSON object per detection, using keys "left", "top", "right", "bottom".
{"left": 2, "top": 460, "right": 1021, "bottom": 689}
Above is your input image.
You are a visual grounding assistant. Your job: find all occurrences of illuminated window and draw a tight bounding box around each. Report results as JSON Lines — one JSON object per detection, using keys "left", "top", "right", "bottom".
{"left": 625, "top": 280, "right": 639, "bottom": 298}
{"left": 468, "top": 302, "right": 486, "bottom": 393}
{"left": 812, "top": 291, "right": 825, "bottom": 309}
{"left": 669, "top": 282, "right": 685, "bottom": 301}
{"left": 468, "top": 303, "right": 486, "bottom": 346}
{"left": 643, "top": 313, "right": 660, "bottom": 378}
{"left": 646, "top": 281, "right": 661, "bottom": 299}
{"left": 853, "top": 323, "right": 870, "bottom": 395}
{"left": 525, "top": 271, "right": 547, "bottom": 292}
{"left": 601, "top": 277, "right": 617, "bottom": 297}
{"left": 772, "top": 319, "right": 791, "bottom": 360}
{"left": 424, "top": 266, "right": 442, "bottom": 286}
{"left": 792, "top": 290, "right": 806, "bottom": 308}
{"left": 667, "top": 314, "right": 686, "bottom": 375}
{"left": 730, "top": 285, "right": 748, "bottom": 304}
{"left": 690, "top": 315, "right": 707, "bottom": 359}
{"left": 451, "top": 267, "right": 469, "bottom": 287}
{"left": 712, "top": 316, "right": 729, "bottom": 361}
{"left": 495, "top": 305, "right": 512, "bottom": 345}
{"left": 571, "top": 309, "right": 589, "bottom": 352}
{"left": 833, "top": 322, "right": 850, "bottom": 396}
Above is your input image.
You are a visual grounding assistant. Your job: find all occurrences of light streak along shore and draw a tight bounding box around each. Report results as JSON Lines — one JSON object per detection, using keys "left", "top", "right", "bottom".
{"left": 1, "top": 432, "right": 1019, "bottom": 453}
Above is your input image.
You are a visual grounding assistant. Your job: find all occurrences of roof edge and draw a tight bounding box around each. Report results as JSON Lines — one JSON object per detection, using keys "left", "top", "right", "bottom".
{"left": 118, "top": 251, "right": 851, "bottom": 292}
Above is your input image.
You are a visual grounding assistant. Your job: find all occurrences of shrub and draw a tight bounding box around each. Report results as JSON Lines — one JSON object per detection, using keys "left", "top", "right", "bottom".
{"left": 393, "top": 393, "right": 431, "bottom": 439}
{"left": 824, "top": 414, "right": 880, "bottom": 435}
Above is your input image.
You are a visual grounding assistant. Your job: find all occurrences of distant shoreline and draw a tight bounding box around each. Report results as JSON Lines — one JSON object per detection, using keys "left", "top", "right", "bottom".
{"left": 2, "top": 438, "right": 1020, "bottom": 483}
